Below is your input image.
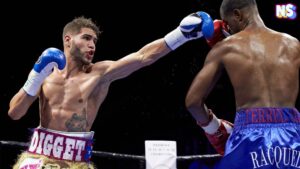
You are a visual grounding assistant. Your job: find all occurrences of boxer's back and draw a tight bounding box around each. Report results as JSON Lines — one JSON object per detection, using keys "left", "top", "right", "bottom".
{"left": 221, "top": 28, "right": 300, "bottom": 109}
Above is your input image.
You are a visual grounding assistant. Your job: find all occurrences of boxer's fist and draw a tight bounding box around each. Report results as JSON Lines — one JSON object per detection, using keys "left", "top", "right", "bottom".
{"left": 206, "top": 20, "right": 230, "bottom": 47}
{"left": 164, "top": 11, "right": 213, "bottom": 50}
{"left": 179, "top": 11, "right": 214, "bottom": 39}
{"left": 34, "top": 47, "right": 66, "bottom": 74}
{"left": 197, "top": 110, "right": 233, "bottom": 155}
{"left": 23, "top": 48, "right": 66, "bottom": 96}
{"left": 205, "top": 119, "right": 233, "bottom": 155}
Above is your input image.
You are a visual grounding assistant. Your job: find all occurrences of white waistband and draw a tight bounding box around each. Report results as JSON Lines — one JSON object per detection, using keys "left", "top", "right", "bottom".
{"left": 37, "top": 126, "right": 94, "bottom": 139}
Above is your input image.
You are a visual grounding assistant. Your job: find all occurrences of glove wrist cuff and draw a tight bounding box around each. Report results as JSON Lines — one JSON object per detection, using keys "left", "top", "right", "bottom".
{"left": 198, "top": 110, "right": 221, "bottom": 134}
{"left": 23, "top": 70, "right": 46, "bottom": 96}
{"left": 164, "top": 27, "right": 188, "bottom": 50}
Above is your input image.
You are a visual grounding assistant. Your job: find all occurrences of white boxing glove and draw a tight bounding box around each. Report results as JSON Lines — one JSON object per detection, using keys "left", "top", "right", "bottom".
{"left": 164, "top": 11, "right": 214, "bottom": 50}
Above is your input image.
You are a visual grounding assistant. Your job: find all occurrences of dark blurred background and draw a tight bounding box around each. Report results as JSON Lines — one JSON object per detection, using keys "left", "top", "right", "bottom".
{"left": 0, "top": 0, "right": 299, "bottom": 168}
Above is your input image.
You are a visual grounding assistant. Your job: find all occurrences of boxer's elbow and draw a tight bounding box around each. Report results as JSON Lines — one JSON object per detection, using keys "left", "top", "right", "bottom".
{"left": 185, "top": 95, "right": 204, "bottom": 113}
{"left": 185, "top": 96, "right": 208, "bottom": 122}
{"left": 8, "top": 108, "right": 23, "bottom": 120}
{"left": 138, "top": 52, "right": 157, "bottom": 67}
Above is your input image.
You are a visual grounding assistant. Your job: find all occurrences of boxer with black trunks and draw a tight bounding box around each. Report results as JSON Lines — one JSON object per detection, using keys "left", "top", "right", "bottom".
{"left": 8, "top": 12, "right": 214, "bottom": 168}
{"left": 185, "top": 0, "right": 300, "bottom": 168}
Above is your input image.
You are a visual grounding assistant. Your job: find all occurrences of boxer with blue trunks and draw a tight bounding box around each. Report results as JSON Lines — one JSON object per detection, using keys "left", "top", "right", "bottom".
{"left": 216, "top": 107, "right": 300, "bottom": 168}
{"left": 185, "top": 0, "right": 300, "bottom": 168}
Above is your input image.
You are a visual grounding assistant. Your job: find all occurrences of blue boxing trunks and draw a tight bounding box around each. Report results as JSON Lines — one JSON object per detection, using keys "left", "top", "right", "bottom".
{"left": 215, "top": 107, "right": 300, "bottom": 169}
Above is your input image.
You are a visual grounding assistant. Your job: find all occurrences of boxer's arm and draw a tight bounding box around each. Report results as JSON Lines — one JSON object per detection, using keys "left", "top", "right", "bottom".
{"left": 185, "top": 45, "right": 232, "bottom": 155}
{"left": 185, "top": 47, "right": 224, "bottom": 124}
{"left": 98, "top": 38, "right": 170, "bottom": 82}
{"left": 8, "top": 48, "right": 66, "bottom": 120}
{"left": 99, "top": 11, "right": 213, "bottom": 82}
{"left": 293, "top": 37, "right": 300, "bottom": 68}
{"left": 8, "top": 88, "right": 38, "bottom": 120}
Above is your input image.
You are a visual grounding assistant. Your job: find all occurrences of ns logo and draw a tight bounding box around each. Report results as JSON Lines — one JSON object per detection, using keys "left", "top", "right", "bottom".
{"left": 276, "top": 3, "right": 297, "bottom": 20}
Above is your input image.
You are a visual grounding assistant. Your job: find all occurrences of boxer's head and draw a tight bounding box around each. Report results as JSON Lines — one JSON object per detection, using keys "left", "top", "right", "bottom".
{"left": 220, "top": 0, "right": 258, "bottom": 34}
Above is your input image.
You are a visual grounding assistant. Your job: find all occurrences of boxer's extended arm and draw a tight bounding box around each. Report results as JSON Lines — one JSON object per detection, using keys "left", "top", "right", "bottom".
{"left": 8, "top": 48, "right": 66, "bottom": 120}
{"left": 98, "top": 11, "right": 214, "bottom": 82}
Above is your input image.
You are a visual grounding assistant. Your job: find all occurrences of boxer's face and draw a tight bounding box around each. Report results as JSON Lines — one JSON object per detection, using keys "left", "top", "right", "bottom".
{"left": 69, "top": 28, "right": 97, "bottom": 65}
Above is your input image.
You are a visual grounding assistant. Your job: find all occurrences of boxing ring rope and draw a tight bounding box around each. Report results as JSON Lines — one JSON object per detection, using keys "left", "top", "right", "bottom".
{"left": 0, "top": 140, "right": 221, "bottom": 161}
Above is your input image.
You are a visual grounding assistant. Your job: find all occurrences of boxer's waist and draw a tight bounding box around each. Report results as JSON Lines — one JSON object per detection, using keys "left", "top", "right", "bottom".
{"left": 234, "top": 107, "right": 300, "bottom": 127}
{"left": 27, "top": 127, "right": 94, "bottom": 162}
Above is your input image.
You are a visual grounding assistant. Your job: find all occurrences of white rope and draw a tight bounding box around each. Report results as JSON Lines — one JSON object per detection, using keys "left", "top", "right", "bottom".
{"left": 0, "top": 140, "right": 221, "bottom": 160}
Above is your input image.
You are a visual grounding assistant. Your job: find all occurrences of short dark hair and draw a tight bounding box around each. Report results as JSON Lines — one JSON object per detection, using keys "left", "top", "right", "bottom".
{"left": 221, "top": 0, "right": 257, "bottom": 15}
{"left": 62, "top": 16, "right": 101, "bottom": 39}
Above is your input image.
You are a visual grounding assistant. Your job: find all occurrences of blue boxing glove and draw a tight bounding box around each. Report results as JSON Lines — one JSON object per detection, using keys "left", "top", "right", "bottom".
{"left": 23, "top": 47, "right": 66, "bottom": 96}
{"left": 164, "top": 11, "right": 213, "bottom": 50}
